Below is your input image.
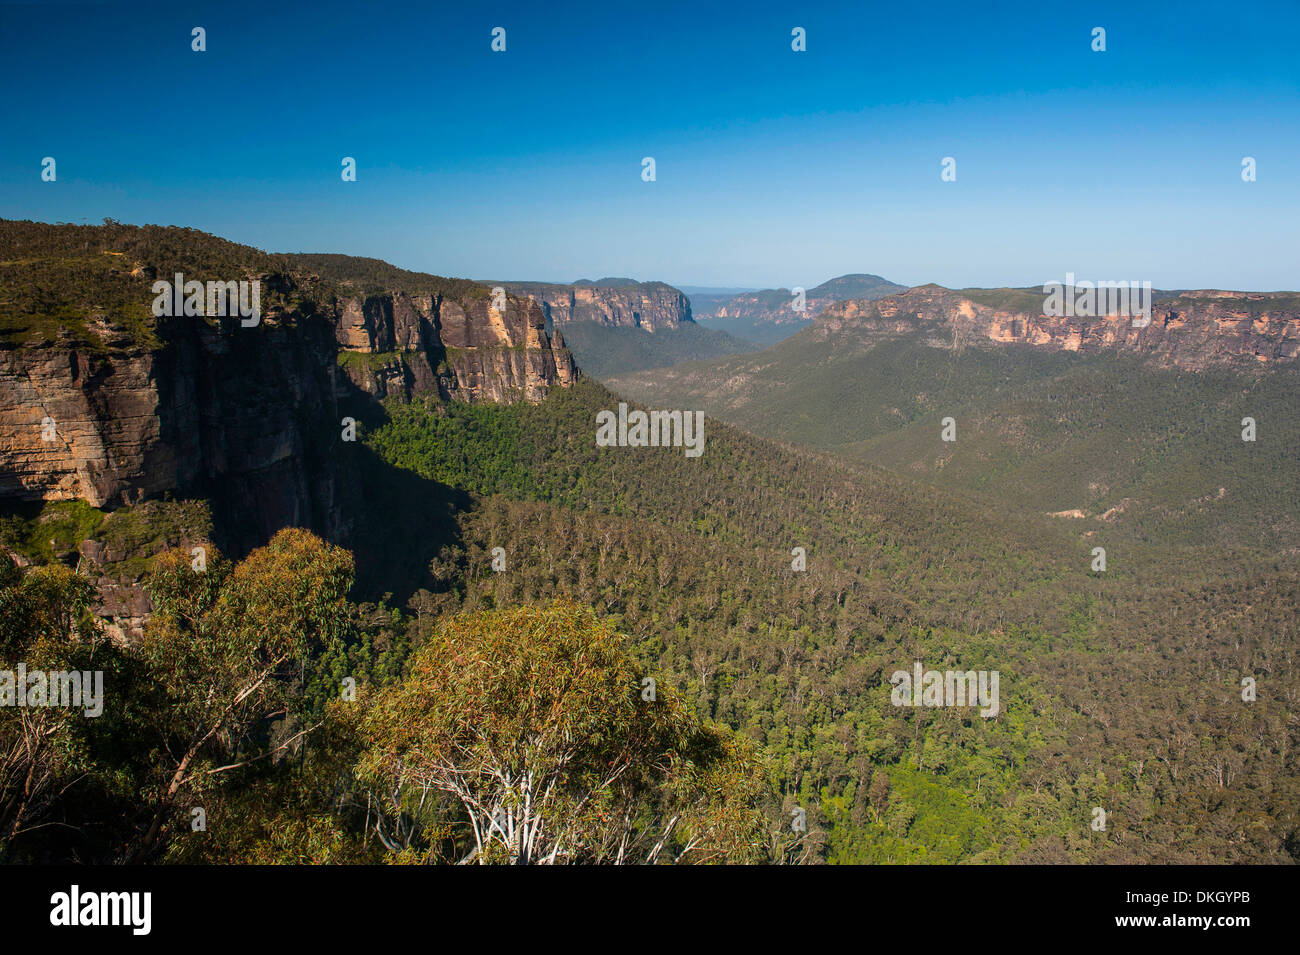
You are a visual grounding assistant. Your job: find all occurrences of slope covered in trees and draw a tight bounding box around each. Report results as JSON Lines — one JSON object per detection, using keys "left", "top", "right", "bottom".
{"left": 3, "top": 370, "right": 1295, "bottom": 863}
{"left": 1, "top": 532, "right": 769, "bottom": 864}
{"left": 609, "top": 329, "right": 1300, "bottom": 550}
{"left": 357, "top": 381, "right": 1299, "bottom": 863}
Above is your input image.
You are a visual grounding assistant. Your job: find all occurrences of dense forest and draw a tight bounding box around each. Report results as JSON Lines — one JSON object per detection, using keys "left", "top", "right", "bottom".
{"left": 361, "top": 382, "right": 1300, "bottom": 863}
{"left": 610, "top": 328, "right": 1300, "bottom": 550}
{"left": 3, "top": 378, "right": 1295, "bottom": 863}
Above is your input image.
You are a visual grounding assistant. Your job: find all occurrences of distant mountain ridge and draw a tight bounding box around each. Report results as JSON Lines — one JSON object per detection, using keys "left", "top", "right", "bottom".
{"left": 556, "top": 320, "right": 757, "bottom": 379}
{"left": 481, "top": 279, "right": 782, "bottom": 375}
{"left": 679, "top": 285, "right": 759, "bottom": 319}
{"left": 703, "top": 273, "right": 907, "bottom": 322}
{"left": 697, "top": 272, "right": 907, "bottom": 346}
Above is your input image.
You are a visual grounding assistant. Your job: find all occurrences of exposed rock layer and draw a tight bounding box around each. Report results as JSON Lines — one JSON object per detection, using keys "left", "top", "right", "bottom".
{"left": 816, "top": 286, "right": 1300, "bottom": 369}
{"left": 1, "top": 278, "right": 577, "bottom": 540}
{"left": 333, "top": 290, "right": 576, "bottom": 403}
{"left": 0, "top": 221, "right": 581, "bottom": 640}
{"left": 495, "top": 280, "right": 693, "bottom": 332}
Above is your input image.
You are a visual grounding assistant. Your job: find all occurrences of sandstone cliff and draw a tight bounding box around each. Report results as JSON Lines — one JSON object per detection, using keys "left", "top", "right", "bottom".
{"left": 333, "top": 289, "right": 576, "bottom": 403}
{"left": 495, "top": 279, "right": 693, "bottom": 332}
{"left": 0, "top": 278, "right": 345, "bottom": 537}
{"left": 816, "top": 285, "right": 1300, "bottom": 369}
{"left": 0, "top": 219, "right": 578, "bottom": 567}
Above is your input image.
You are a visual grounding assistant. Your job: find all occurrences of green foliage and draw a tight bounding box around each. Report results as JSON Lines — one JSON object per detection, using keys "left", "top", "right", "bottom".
{"left": 0, "top": 219, "right": 286, "bottom": 348}
{"left": 95, "top": 499, "right": 213, "bottom": 577}
{"left": 1, "top": 527, "right": 774, "bottom": 864}
{"left": 0, "top": 563, "right": 115, "bottom": 851}
{"left": 612, "top": 330, "right": 1300, "bottom": 550}
{"left": 3, "top": 220, "right": 1296, "bottom": 866}
{"left": 0, "top": 500, "right": 105, "bottom": 564}
{"left": 286, "top": 252, "right": 484, "bottom": 301}
{"left": 0, "top": 218, "right": 473, "bottom": 351}
{"left": 358, "top": 601, "right": 769, "bottom": 863}
{"left": 368, "top": 400, "right": 531, "bottom": 495}
{"left": 0, "top": 498, "right": 213, "bottom": 579}
{"left": 958, "top": 286, "right": 1050, "bottom": 313}
{"left": 357, "top": 378, "right": 1300, "bottom": 864}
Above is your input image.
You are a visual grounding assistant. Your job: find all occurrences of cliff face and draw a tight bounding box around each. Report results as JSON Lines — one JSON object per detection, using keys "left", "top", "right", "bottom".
{"left": 0, "top": 221, "right": 579, "bottom": 557}
{"left": 816, "top": 286, "right": 1300, "bottom": 369}
{"left": 2, "top": 285, "right": 345, "bottom": 540}
{"left": 497, "top": 280, "right": 693, "bottom": 332}
{"left": 1, "top": 331, "right": 164, "bottom": 509}
{"left": 334, "top": 290, "right": 577, "bottom": 403}
{"left": 0, "top": 285, "right": 347, "bottom": 639}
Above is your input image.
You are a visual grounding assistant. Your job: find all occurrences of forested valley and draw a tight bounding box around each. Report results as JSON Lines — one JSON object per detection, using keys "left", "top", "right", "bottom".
{"left": 5, "top": 379, "right": 1293, "bottom": 863}
{"left": 2, "top": 221, "right": 1295, "bottom": 865}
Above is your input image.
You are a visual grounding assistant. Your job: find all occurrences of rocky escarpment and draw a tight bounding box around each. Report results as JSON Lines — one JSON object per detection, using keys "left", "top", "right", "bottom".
{"left": 0, "top": 219, "right": 579, "bottom": 557}
{"left": 495, "top": 279, "right": 693, "bottom": 332}
{"left": 333, "top": 289, "right": 576, "bottom": 403}
{"left": 1, "top": 291, "right": 575, "bottom": 537}
{"left": 816, "top": 285, "right": 1300, "bottom": 369}
{"left": 0, "top": 275, "right": 347, "bottom": 639}
{"left": 2, "top": 279, "right": 348, "bottom": 549}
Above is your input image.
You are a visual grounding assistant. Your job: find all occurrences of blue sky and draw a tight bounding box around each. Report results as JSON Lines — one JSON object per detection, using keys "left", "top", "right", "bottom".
{"left": 1, "top": 0, "right": 1297, "bottom": 289}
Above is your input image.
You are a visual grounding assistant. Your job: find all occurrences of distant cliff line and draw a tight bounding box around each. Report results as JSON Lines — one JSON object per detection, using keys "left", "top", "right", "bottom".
{"left": 814, "top": 284, "right": 1300, "bottom": 369}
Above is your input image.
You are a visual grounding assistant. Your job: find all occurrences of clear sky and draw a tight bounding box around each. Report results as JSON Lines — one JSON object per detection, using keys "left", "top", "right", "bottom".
{"left": 1, "top": 0, "right": 1296, "bottom": 290}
